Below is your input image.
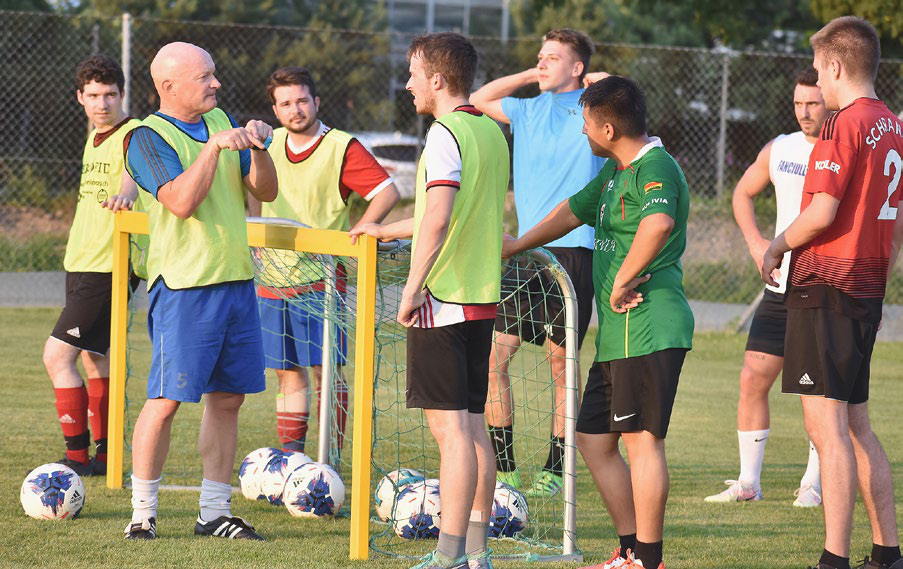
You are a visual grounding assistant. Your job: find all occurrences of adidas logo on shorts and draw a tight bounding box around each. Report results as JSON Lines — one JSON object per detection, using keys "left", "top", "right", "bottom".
{"left": 67, "top": 327, "right": 81, "bottom": 338}
{"left": 799, "top": 373, "right": 814, "bottom": 386}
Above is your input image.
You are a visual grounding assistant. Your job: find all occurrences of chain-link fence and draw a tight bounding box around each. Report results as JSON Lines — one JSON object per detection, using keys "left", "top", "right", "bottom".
{"left": 2, "top": 10, "right": 903, "bottom": 321}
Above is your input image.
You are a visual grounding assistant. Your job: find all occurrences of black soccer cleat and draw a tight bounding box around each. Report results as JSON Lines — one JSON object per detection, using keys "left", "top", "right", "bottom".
{"left": 194, "top": 515, "right": 265, "bottom": 540}
{"left": 54, "top": 457, "right": 96, "bottom": 477}
{"left": 89, "top": 457, "right": 107, "bottom": 476}
{"left": 125, "top": 517, "right": 157, "bottom": 540}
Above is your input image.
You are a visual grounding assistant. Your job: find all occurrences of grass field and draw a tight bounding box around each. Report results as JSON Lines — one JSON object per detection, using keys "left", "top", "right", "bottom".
{"left": 2, "top": 307, "right": 902, "bottom": 568}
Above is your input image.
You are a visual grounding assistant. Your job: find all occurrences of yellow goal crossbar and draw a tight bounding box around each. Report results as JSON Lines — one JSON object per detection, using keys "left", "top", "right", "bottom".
{"left": 107, "top": 210, "right": 378, "bottom": 559}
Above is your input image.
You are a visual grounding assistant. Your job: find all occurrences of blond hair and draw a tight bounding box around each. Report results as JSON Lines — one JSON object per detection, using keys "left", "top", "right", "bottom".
{"left": 810, "top": 16, "right": 880, "bottom": 83}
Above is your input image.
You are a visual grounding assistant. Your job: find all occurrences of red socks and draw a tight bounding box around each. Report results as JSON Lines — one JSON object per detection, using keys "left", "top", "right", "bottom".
{"left": 54, "top": 386, "right": 90, "bottom": 465}
{"left": 87, "top": 377, "right": 109, "bottom": 463}
{"left": 277, "top": 412, "right": 309, "bottom": 453}
{"left": 315, "top": 382, "right": 349, "bottom": 450}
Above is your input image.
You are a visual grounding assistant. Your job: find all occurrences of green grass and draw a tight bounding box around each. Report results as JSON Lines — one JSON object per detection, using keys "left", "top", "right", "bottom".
{"left": 2, "top": 307, "right": 902, "bottom": 568}
{"left": 0, "top": 234, "right": 67, "bottom": 272}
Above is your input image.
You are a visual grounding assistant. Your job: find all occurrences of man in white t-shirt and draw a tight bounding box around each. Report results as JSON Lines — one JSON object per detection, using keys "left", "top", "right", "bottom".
{"left": 705, "top": 68, "right": 830, "bottom": 506}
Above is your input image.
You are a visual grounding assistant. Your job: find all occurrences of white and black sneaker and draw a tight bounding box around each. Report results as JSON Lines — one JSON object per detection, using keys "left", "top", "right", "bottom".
{"left": 124, "top": 517, "right": 157, "bottom": 540}
{"left": 194, "top": 515, "right": 265, "bottom": 540}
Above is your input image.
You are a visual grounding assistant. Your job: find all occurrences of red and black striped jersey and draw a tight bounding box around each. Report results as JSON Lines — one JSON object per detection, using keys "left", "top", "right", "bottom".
{"left": 789, "top": 98, "right": 902, "bottom": 310}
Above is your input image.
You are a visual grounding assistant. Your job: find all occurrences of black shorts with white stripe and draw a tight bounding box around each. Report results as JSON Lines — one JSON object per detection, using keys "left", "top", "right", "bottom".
{"left": 782, "top": 306, "right": 876, "bottom": 404}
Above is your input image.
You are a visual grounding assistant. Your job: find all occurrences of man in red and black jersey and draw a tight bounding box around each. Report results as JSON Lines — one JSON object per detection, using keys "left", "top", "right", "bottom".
{"left": 762, "top": 16, "right": 903, "bottom": 569}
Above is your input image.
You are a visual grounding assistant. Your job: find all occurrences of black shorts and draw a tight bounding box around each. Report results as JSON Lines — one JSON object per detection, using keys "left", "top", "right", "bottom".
{"left": 50, "top": 272, "right": 114, "bottom": 355}
{"left": 406, "top": 319, "right": 494, "bottom": 413}
{"left": 782, "top": 307, "right": 877, "bottom": 404}
{"left": 576, "top": 348, "right": 687, "bottom": 439}
{"left": 745, "top": 289, "right": 787, "bottom": 357}
{"left": 494, "top": 246, "right": 593, "bottom": 349}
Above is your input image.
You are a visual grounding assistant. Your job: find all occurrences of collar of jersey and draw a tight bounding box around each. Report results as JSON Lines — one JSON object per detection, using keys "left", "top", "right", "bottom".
{"left": 629, "top": 136, "right": 663, "bottom": 164}
{"left": 286, "top": 121, "right": 328, "bottom": 154}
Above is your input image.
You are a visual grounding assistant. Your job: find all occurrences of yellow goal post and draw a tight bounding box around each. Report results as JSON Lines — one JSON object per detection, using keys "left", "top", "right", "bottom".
{"left": 107, "top": 210, "right": 378, "bottom": 559}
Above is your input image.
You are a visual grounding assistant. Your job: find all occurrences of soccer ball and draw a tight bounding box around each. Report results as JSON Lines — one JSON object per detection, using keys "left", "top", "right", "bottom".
{"left": 489, "top": 482, "right": 529, "bottom": 537}
{"left": 375, "top": 468, "right": 424, "bottom": 522}
{"left": 284, "top": 462, "right": 345, "bottom": 517}
{"left": 393, "top": 480, "right": 441, "bottom": 539}
{"left": 238, "top": 447, "right": 282, "bottom": 501}
{"left": 258, "top": 450, "right": 313, "bottom": 506}
{"left": 21, "top": 463, "right": 86, "bottom": 520}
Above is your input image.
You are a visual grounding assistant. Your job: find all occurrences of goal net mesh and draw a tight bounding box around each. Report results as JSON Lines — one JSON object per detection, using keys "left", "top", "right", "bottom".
{"left": 122, "top": 232, "right": 578, "bottom": 560}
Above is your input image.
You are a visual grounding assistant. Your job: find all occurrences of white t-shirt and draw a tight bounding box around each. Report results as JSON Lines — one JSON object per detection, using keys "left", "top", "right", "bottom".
{"left": 422, "top": 122, "right": 462, "bottom": 190}
{"left": 767, "top": 131, "right": 814, "bottom": 293}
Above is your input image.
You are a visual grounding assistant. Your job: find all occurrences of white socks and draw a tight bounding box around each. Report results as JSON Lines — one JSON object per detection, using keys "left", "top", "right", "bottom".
{"left": 199, "top": 478, "right": 233, "bottom": 522}
{"left": 130, "top": 475, "right": 161, "bottom": 523}
{"left": 737, "top": 429, "right": 769, "bottom": 488}
{"left": 799, "top": 440, "right": 821, "bottom": 491}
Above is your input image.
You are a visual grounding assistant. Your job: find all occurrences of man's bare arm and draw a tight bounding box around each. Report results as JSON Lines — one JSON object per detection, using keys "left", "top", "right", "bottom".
{"left": 242, "top": 120, "right": 278, "bottom": 204}
{"left": 470, "top": 69, "right": 538, "bottom": 124}
{"left": 158, "top": 126, "right": 269, "bottom": 219}
{"left": 732, "top": 140, "right": 774, "bottom": 270}
{"left": 350, "top": 183, "right": 401, "bottom": 230}
{"left": 610, "top": 213, "right": 673, "bottom": 312}
{"left": 502, "top": 198, "right": 582, "bottom": 258}
{"left": 761, "top": 192, "right": 841, "bottom": 286}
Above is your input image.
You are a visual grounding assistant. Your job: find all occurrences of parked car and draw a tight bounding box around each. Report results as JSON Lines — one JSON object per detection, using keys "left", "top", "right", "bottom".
{"left": 352, "top": 131, "right": 420, "bottom": 199}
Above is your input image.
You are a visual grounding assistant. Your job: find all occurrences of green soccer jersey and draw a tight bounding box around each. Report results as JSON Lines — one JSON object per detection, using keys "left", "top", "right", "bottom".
{"left": 568, "top": 139, "right": 694, "bottom": 362}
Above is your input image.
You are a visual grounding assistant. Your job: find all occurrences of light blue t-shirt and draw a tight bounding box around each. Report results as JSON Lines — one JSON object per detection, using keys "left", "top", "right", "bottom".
{"left": 502, "top": 89, "right": 605, "bottom": 249}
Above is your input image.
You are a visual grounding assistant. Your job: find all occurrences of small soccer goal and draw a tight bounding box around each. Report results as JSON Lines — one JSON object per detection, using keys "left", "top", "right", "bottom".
{"left": 108, "top": 212, "right": 580, "bottom": 561}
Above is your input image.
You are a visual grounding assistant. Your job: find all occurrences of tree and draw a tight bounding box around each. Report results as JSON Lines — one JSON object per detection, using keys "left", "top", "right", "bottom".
{"left": 810, "top": 0, "right": 903, "bottom": 57}
{"left": 72, "top": 0, "right": 383, "bottom": 30}
{"left": 511, "top": 0, "right": 819, "bottom": 51}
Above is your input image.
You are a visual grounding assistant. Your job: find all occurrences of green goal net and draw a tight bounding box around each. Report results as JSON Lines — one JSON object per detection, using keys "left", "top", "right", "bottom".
{"left": 122, "top": 218, "right": 580, "bottom": 561}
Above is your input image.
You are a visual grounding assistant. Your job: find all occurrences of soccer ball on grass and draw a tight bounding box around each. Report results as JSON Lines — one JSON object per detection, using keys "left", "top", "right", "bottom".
{"left": 21, "top": 463, "right": 86, "bottom": 521}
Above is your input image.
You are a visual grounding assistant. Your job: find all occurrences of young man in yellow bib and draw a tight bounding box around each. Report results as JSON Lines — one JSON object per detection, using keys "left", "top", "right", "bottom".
{"left": 250, "top": 66, "right": 399, "bottom": 458}
{"left": 122, "top": 42, "right": 278, "bottom": 541}
{"left": 43, "top": 55, "right": 141, "bottom": 477}
{"left": 351, "top": 33, "right": 509, "bottom": 569}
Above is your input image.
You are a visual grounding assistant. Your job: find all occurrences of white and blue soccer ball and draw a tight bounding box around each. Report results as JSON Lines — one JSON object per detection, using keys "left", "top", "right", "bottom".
{"left": 258, "top": 450, "right": 314, "bottom": 506}
{"left": 392, "top": 480, "right": 441, "bottom": 539}
{"left": 284, "top": 462, "right": 345, "bottom": 517}
{"left": 489, "top": 481, "right": 528, "bottom": 538}
{"left": 21, "top": 463, "right": 86, "bottom": 520}
{"left": 238, "top": 447, "right": 282, "bottom": 501}
{"left": 375, "top": 468, "right": 424, "bottom": 522}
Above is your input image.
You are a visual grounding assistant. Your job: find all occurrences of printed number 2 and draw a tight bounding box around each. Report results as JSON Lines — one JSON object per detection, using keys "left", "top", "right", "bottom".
{"left": 878, "top": 148, "right": 901, "bottom": 220}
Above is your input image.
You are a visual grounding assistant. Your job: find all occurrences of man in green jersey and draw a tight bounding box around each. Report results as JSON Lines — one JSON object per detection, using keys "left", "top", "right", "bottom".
{"left": 44, "top": 55, "right": 141, "bottom": 477}
{"left": 352, "top": 32, "right": 509, "bottom": 569}
{"left": 503, "top": 76, "right": 693, "bottom": 569}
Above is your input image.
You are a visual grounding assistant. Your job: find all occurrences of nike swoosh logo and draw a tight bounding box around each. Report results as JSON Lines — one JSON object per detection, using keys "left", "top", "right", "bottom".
{"left": 754, "top": 437, "right": 768, "bottom": 442}
{"left": 613, "top": 413, "right": 636, "bottom": 422}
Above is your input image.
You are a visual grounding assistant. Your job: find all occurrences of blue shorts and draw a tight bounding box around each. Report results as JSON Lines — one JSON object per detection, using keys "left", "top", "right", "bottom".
{"left": 257, "top": 292, "right": 348, "bottom": 369}
{"left": 147, "top": 279, "right": 266, "bottom": 403}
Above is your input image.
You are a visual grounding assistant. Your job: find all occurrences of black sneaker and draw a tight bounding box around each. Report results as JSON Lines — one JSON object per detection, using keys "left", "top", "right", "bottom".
{"left": 54, "top": 457, "right": 96, "bottom": 477}
{"left": 194, "top": 515, "right": 265, "bottom": 540}
{"left": 125, "top": 517, "right": 157, "bottom": 540}
{"left": 89, "top": 457, "right": 107, "bottom": 476}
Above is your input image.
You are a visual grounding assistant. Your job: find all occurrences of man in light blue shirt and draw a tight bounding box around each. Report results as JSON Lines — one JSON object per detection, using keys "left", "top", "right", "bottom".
{"left": 471, "top": 28, "right": 607, "bottom": 497}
